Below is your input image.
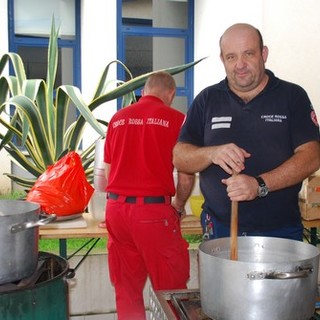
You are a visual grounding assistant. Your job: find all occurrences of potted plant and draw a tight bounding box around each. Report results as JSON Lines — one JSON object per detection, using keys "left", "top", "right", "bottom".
{"left": 0, "top": 20, "right": 204, "bottom": 190}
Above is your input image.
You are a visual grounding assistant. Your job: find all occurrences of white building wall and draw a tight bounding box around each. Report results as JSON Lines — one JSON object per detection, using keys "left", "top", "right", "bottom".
{"left": 68, "top": 249, "right": 200, "bottom": 319}
{"left": 0, "top": 0, "right": 13, "bottom": 193}
{"left": 80, "top": 0, "right": 118, "bottom": 150}
{"left": 263, "top": 0, "right": 320, "bottom": 117}
{"left": 194, "top": 0, "right": 264, "bottom": 96}
{"left": 0, "top": 0, "right": 8, "bottom": 55}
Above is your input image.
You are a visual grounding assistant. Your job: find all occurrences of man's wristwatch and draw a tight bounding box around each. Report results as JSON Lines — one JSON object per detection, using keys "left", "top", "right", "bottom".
{"left": 255, "top": 176, "right": 269, "bottom": 198}
{"left": 176, "top": 208, "right": 185, "bottom": 216}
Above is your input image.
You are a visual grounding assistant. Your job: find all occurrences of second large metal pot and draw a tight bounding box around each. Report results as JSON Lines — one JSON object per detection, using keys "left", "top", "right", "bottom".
{"left": 199, "top": 236, "right": 319, "bottom": 320}
{"left": 0, "top": 200, "right": 55, "bottom": 285}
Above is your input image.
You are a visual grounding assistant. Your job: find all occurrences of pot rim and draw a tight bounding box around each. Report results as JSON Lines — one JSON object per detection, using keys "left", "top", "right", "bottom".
{"left": 0, "top": 200, "right": 40, "bottom": 217}
{"left": 199, "top": 236, "right": 320, "bottom": 264}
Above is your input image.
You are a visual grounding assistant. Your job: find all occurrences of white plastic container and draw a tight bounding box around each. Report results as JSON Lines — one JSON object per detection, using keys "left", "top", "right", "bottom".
{"left": 88, "top": 190, "right": 106, "bottom": 222}
{"left": 88, "top": 139, "right": 107, "bottom": 221}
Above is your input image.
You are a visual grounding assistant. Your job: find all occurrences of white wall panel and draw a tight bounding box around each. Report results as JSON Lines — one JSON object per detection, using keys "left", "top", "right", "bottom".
{"left": 81, "top": 0, "right": 118, "bottom": 149}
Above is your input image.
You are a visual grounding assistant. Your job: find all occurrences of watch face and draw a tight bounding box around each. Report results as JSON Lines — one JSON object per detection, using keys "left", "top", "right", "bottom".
{"left": 256, "top": 176, "right": 268, "bottom": 198}
{"left": 259, "top": 186, "right": 268, "bottom": 197}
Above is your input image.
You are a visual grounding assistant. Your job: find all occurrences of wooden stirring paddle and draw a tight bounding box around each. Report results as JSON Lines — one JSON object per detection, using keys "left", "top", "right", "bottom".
{"left": 230, "top": 172, "right": 239, "bottom": 260}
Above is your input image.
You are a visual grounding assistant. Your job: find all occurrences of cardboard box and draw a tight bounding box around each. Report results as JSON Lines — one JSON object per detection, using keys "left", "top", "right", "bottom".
{"left": 299, "top": 175, "right": 320, "bottom": 220}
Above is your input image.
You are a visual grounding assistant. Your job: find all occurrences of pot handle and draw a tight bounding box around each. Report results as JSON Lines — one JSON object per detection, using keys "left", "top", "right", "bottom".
{"left": 248, "top": 265, "right": 313, "bottom": 280}
{"left": 10, "top": 213, "right": 56, "bottom": 233}
{"left": 66, "top": 268, "right": 76, "bottom": 279}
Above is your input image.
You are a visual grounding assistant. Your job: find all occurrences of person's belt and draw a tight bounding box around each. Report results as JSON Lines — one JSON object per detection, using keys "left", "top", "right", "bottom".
{"left": 108, "top": 192, "right": 170, "bottom": 204}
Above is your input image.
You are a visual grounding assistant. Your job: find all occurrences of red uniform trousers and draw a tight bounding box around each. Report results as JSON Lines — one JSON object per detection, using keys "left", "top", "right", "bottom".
{"left": 105, "top": 196, "right": 190, "bottom": 320}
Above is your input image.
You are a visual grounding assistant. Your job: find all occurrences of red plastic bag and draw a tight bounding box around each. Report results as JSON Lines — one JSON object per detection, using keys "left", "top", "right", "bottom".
{"left": 27, "top": 151, "right": 94, "bottom": 216}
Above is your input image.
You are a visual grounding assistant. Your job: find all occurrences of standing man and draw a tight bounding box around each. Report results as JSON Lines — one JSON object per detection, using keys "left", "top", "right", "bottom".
{"left": 104, "top": 71, "right": 194, "bottom": 319}
{"left": 173, "top": 23, "right": 320, "bottom": 241}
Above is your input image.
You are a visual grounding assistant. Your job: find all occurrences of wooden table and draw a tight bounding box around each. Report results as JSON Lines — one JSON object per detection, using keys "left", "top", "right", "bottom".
{"left": 39, "top": 213, "right": 203, "bottom": 258}
{"left": 39, "top": 213, "right": 108, "bottom": 258}
{"left": 40, "top": 213, "right": 320, "bottom": 259}
{"left": 302, "top": 219, "right": 320, "bottom": 229}
{"left": 39, "top": 213, "right": 108, "bottom": 239}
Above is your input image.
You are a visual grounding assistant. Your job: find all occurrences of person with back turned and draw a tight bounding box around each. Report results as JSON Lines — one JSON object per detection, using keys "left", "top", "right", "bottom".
{"left": 173, "top": 23, "right": 320, "bottom": 241}
{"left": 103, "top": 71, "right": 195, "bottom": 319}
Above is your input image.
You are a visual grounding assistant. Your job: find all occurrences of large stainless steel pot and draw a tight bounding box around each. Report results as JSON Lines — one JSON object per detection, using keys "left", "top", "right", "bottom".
{"left": 199, "top": 236, "right": 320, "bottom": 320}
{"left": 0, "top": 200, "right": 55, "bottom": 285}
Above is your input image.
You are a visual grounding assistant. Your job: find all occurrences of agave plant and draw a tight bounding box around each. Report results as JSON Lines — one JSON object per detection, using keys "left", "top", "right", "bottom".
{"left": 0, "top": 20, "right": 204, "bottom": 191}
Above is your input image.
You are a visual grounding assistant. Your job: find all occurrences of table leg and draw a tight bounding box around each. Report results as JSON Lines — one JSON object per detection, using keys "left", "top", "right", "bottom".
{"left": 58, "top": 238, "right": 101, "bottom": 268}
{"left": 59, "top": 239, "right": 67, "bottom": 258}
{"left": 310, "top": 227, "right": 318, "bottom": 246}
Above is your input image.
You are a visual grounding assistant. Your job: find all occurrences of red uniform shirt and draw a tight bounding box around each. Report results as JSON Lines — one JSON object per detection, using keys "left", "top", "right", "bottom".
{"left": 104, "top": 95, "right": 185, "bottom": 196}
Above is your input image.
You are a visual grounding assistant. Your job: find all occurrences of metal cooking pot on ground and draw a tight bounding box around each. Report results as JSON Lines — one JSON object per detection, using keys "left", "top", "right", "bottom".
{"left": 0, "top": 200, "right": 55, "bottom": 285}
{"left": 199, "top": 236, "right": 320, "bottom": 320}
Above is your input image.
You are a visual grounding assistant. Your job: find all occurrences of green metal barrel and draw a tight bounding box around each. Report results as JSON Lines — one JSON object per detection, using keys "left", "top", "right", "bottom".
{"left": 0, "top": 252, "right": 71, "bottom": 320}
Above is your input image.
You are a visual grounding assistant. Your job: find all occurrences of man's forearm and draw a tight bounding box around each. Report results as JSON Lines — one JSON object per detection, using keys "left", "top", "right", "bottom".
{"left": 173, "top": 171, "right": 195, "bottom": 210}
{"left": 173, "top": 142, "right": 212, "bottom": 173}
{"left": 260, "top": 141, "right": 320, "bottom": 192}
